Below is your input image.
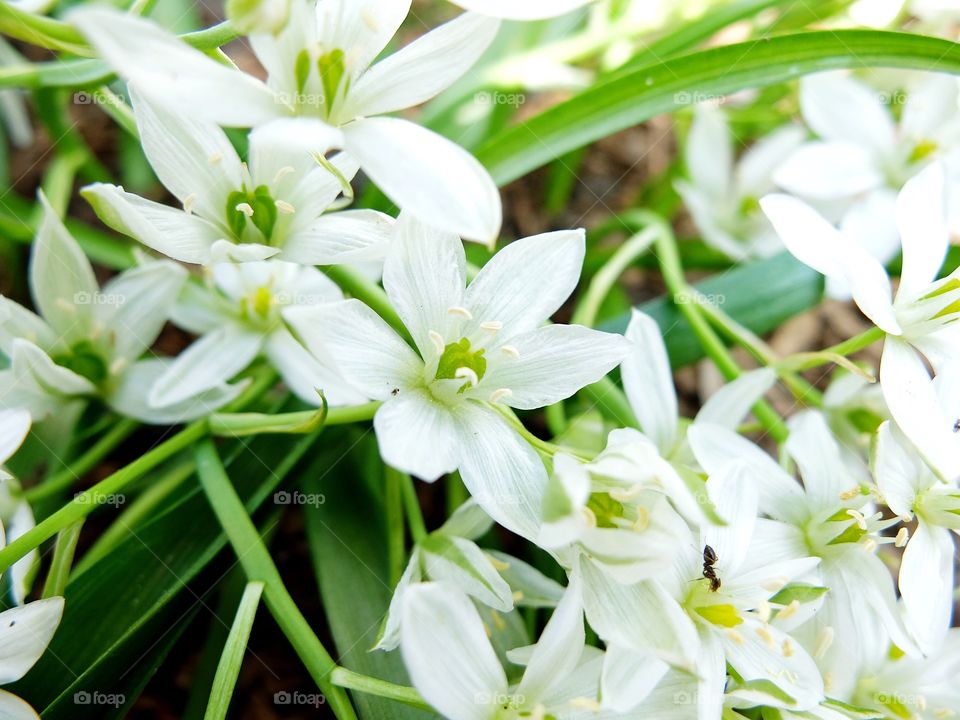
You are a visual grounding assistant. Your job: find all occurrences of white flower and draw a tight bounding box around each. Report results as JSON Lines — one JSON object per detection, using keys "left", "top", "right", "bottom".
{"left": 285, "top": 214, "right": 627, "bottom": 539}
{"left": 775, "top": 71, "right": 960, "bottom": 234}
{"left": 226, "top": 0, "right": 292, "bottom": 34}
{"left": 375, "top": 499, "right": 563, "bottom": 651}
{"left": 0, "top": 196, "right": 242, "bottom": 426}
{"left": 0, "top": 595, "right": 65, "bottom": 719}
{"left": 0, "top": 409, "right": 29, "bottom": 479}
{"left": 152, "top": 260, "right": 361, "bottom": 410}
{"left": 400, "top": 576, "right": 603, "bottom": 720}
{"left": 676, "top": 104, "right": 805, "bottom": 260}
{"left": 580, "top": 466, "right": 823, "bottom": 717}
{"left": 446, "top": 0, "right": 593, "bottom": 19}
{"left": 0, "top": 409, "right": 37, "bottom": 606}
{"left": 854, "top": 628, "right": 960, "bottom": 718}
{"left": 762, "top": 163, "right": 960, "bottom": 474}
{"left": 72, "top": 0, "right": 503, "bottom": 243}
{"left": 875, "top": 418, "right": 958, "bottom": 656}
{"left": 689, "top": 412, "right": 917, "bottom": 699}
{"left": 83, "top": 90, "right": 392, "bottom": 267}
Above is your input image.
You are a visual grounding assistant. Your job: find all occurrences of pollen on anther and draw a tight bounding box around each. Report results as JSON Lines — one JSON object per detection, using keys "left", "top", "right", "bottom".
{"left": 895, "top": 527, "right": 909, "bottom": 547}
{"left": 569, "top": 698, "right": 602, "bottom": 712}
{"left": 782, "top": 638, "right": 795, "bottom": 657}
{"left": 109, "top": 357, "right": 127, "bottom": 376}
{"left": 208, "top": 152, "right": 222, "bottom": 165}
{"left": 489, "top": 388, "right": 513, "bottom": 404}
{"left": 360, "top": 8, "right": 379, "bottom": 31}
{"left": 839, "top": 486, "right": 860, "bottom": 501}
{"left": 235, "top": 202, "right": 255, "bottom": 217}
{"left": 455, "top": 366, "right": 479, "bottom": 387}
{"left": 725, "top": 629, "right": 745, "bottom": 645}
{"left": 755, "top": 625, "right": 776, "bottom": 649}
{"left": 273, "top": 166, "right": 295, "bottom": 184}
{"left": 500, "top": 345, "right": 520, "bottom": 358}
{"left": 777, "top": 600, "right": 800, "bottom": 620}
{"left": 275, "top": 200, "right": 296, "bottom": 214}
{"left": 183, "top": 193, "right": 197, "bottom": 214}
{"left": 428, "top": 330, "right": 445, "bottom": 354}
{"left": 480, "top": 320, "right": 503, "bottom": 332}
{"left": 846, "top": 508, "right": 868, "bottom": 529}
{"left": 814, "top": 627, "right": 834, "bottom": 659}
{"left": 447, "top": 306, "right": 473, "bottom": 320}
{"left": 632, "top": 506, "right": 649, "bottom": 532}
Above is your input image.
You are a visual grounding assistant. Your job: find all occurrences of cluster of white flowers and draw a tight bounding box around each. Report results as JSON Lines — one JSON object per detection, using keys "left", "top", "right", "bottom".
{"left": 0, "top": 1, "right": 957, "bottom": 719}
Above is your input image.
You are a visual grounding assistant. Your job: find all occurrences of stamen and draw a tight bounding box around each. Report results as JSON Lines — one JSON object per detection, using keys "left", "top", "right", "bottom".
{"left": 782, "top": 638, "right": 795, "bottom": 657}
{"left": 755, "top": 625, "right": 776, "bottom": 649}
{"left": 275, "top": 200, "right": 296, "bottom": 214}
{"left": 846, "top": 509, "right": 868, "bottom": 530}
{"left": 447, "top": 306, "right": 473, "bottom": 320}
{"left": 512, "top": 590, "right": 524, "bottom": 603}
{"left": 569, "top": 698, "right": 602, "bottom": 712}
{"left": 486, "top": 554, "right": 510, "bottom": 571}
{"left": 360, "top": 8, "right": 379, "bottom": 31}
{"left": 489, "top": 388, "right": 513, "bottom": 404}
{"left": 428, "top": 330, "right": 445, "bottom": 355}
{"left": 273, "top": 166, "right": 295, "bottom": 184}
{"left": 895, "top": 527, "right": 909, "bottom": 547}
{"left": 500, "top": 345, "right": 520, "bottom": 358}
{"left": 777, "top": 600, "right": 800, "bottom": 620}
{"left": 814, "top": 627, "right": 834, "bottom": 659}
{"left": 235, "top": 202, "right": 255, "bottom": 218}
{"left": 208, "top": 152, "right": 222, "bottom": 165}
{"left": 490, "top": 609, "right": 506, "bottom": 631}
{"left": 861, "top": 537, "right": 878, "bottom": 553}
{"left": 454, "top": 366, "right": 479, "bottom": 387}
{"left": 183, "top": 193, "right": 197, "bottom": 214}
{"left": 55, "top": 298, "right": 77, "bottom": 314}
{"left": 108, "top": 357, "right": 127, "bottom": 376}
{"left": 724, "top": 628, "right": 745, "bottom": 645}
{"left": 581, "top": 506, "right": 598, "bottom": 528}
{"left": 609, "top": 483, "right": 645, "bottom": 502}
{"left": 632, "top": 506, "right": 649, "bottom": 532}
{"left": 480, "top": 320, "right": 503, "bottom": 332}
{"left": 839, "top": 486, "right": 860, "bottom": 501}
{"left": 761, "top": 576, "right": 788, "bottom": 593}
{"left": 758, "top": 600, "right": 772, "bottom": 623}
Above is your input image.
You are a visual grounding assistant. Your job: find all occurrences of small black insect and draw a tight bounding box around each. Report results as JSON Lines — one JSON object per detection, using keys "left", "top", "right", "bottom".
{"left": 953, "top": 418, "right": 960, "bottom": 433}
{"left": 391, "top": 388, "right": 400, "bottom": 396}
{"left": 702, "top": 544, "right": 721, "bottom": 592}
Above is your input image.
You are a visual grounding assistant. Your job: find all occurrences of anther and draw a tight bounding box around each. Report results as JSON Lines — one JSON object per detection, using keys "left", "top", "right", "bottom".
{"left": 489, "top": 388, "right": 513, "bottom": 404}
{"left": 275, "top": 200, "right": 296, "bottom": 214}
{"left": 447, "top": 306, "right": 473, "bottom": 320}
{"left": 846, "top": 509, "right": 868, "bottom": 530}
{"left": 777, "top": 600, "right": 800, "bottom": 620}
{"left": 814, "top": 627, "right": 834, "bottom": 659}
{"left": 480, "top": 320, "right": 503, "bottom": 332}
{"left": 839, "top": 487, "right": 860, "bottom": 501}
{"left": 725, "top": 629, "right": 745, "bottom": 645}
{"left": 632, "top": 506, "right": 649, "bottom": 532}
{"left": 455, "top": 366, "right": 479, "bottom": 387}
{"left": 755, "top": 626, "right": 776, "bottom": 649}
{"left": 782, "top": 638, "right": 795, "bottom": 657}
{"left": 500, "top": 345, "right": 519, "bottom": 358}
{"left": 273, "top": 166, "right": 295, "bottom": 184}
{"left": 428, "top": 330, "right": 445, "bottom": 354}
{"left": 183, "top": 193, "right": 197, "bottom": 214}
{"left": 895, "top": 527, "right": 909, "bottom": 547}
{"left": 208, "top": 152, "right": 222, "bottom": 165}
{"left": 235, "top": 202, "right": 254, "bottom": 217}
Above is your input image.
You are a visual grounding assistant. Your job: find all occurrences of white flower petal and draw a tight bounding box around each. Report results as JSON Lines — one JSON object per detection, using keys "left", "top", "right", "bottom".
{"left": 600, "top": 644, "right": 669, "bottom": 713}
{"left": 373, "top": 389, "right": 460, "bottom": 481}
{"left": 518, "top": 573, "right": 584, "bottom": 703}
{"left": 0, "top": 409, "right": 30, "bottom": 466}
{"left": 896, "top": 162, "right": 950, "bottom": 297}
{"left": 149, "top": 324, "right": 262, "bottom": 408}
{"left": 0, "top": 299, "right": 56, "bottom": 358}
{"left": 464, "top": 229, "right": 584, "bottom": 336}
{"left": 316, "top": 0, "right": 411, "bottom": 80}
{"left": 342, "top": 117, "right": 501, "bottom": 244}
{"left": 685, "top": 104, "right": 733, "bottom": 200}
{"left": 82, "top": 184, "right": 222, "bottom": 265}
{"left": 0, "top": 597, "right": 63, "bottom": 684}
{"left": 71, "top": 7, "right": 281, "bottom": 126}
{"left": 346, "top": 13, "right": 499, "bottom": 118}
{"left": 478, "top": 325, "right": 628, "bottom": 410}
{"left": 900, "top": 522, "right": 953, "bottom": 655}
{"left": 382, "top": 213, "right": 466, "bottom": 357}
{"left": 373, "top": 552, "right": 421, "bottom": 652}
{"left": 737, "top": 124, "right": 806, "bottom": 197}
{"left": 108, "top": 359, "right": 245, "bottom": 424}
{"left": 774, "top": 141, "right": 884, "bottom": 199}
{"left": 622, "top": 310, "right": 678, "bottom": 455}
{"left": 421, "top": 534, "right": 512, "bottom": 612}
{"left": 902, "top": 73, "right": 960, "bottom": 140}
{"left": 694, "top": 367, "right": 777, "bottom": 430}
{"left": 97, "top": 261, "right": 187, "bottom": 364}
{"left": 702, "top": 462, "right": 758, "bottom": 577}
{"left": 874, "top": 421, "right": 924, "bottom": 518}
{"left": 696, "top": 628, "right": 727, "bottom": 720}
{"left": 800, "top": 72, "right": 895, "bottom": 152}
{"left": 281, "top": 210, "right": 394, "bottom": 265}
{"left": 785, "top": 411, "right": 855, "bottom": 515}
{"left": 400, "top": 582, "right": 508, "bottom": 720}
{"left": 247, "top": 117, "right": 344, "bottom": 190}
{"left": 264, "top": 328, "right": 366, "bottom": 406}
{"left": 453, "top": 402, "right": 546, "bottom": 541}
{"left": 10, "top": 339, "right": 96, "bottom": 398}
{"left": 0, "top": 688, "right": 42, "bottom": 720}
{"left": 284, "top": 300, "right": 423, "bottom": 401}
{"left": 30, "top": 195, "right": 98, "bottom": 340}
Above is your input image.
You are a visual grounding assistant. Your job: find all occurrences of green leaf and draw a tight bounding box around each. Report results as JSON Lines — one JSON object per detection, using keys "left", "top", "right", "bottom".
{"left": 770, "top": 583, "right": 830, "bottom": 605}
{"left": 602, "top": 251, "right": 824, "bottom": 368}
{"left": 476, "top": 30, "right": 960, "bottom": 186}
{"left": 203, "top": 581, "right": 264, "bottom": 720}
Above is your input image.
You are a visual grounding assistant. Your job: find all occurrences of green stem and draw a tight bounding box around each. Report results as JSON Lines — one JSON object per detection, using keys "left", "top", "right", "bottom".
{"left": 572, "top": 225, "right": 659, "bottom": 327}
{"left": 790, "top": 327, "right": 886, "bottom": 370}
{"left": 399, "top": 472, "right": 427, "bottom": 543}
{"left": 493, "top": 405, "right": 593, "bottom": 461}
{"left": 320, "top": 265, "right": 414, "bottom": 347}
{"left": 697, "top": 299, "right": 824, "bottom": 407}
{"left": 194, "top": 441, "right": 357, "bottom": 720}
{"left": 654, "top": 221, "right": 789, "bottom": 442}
{"left": 25, "top": 418, "right": 139, "bottom": 503}
{"left": 330, "top": 667, "right": 430, "bottom": 712}
{"left": 0, "top": 420, "right": 208, "bottom": 574}
{"left": 203, "top": 581, "right": 265, "bottom": 720}
{"left": 385, "top": 466, "right": 406, "bottom": 587}
{"left": 210, "top": 402, "right": 380, "bottom": 437}
{"left": 581, "top": 375, "right": 639, "bottom": 428}
{"left": 41, "top": 521, "right": 83, "bottom": 598}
